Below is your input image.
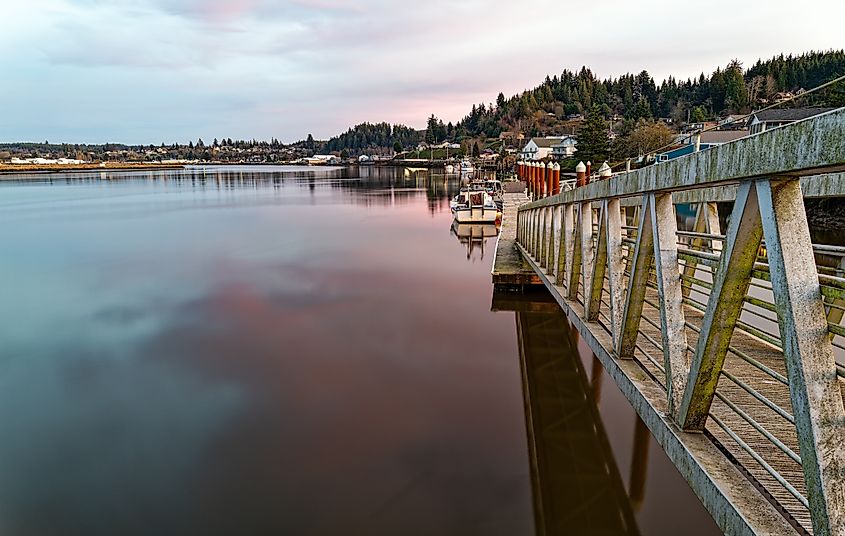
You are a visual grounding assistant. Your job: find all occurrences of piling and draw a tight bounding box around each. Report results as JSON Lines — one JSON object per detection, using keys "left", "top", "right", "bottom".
{"left": 576, "top": 161, "right": 586, "bottom": 187}
{"left": 552, "top": 163, "right": 561, "bottom": 194}
{"left": 599, "top": 162, "right": 612, "bottom": 180}
{"left": 585, "top": 161, "right": 592, "bottom": 184}
{"left": 539, "top": 162, "right": 546, "bottom": 198}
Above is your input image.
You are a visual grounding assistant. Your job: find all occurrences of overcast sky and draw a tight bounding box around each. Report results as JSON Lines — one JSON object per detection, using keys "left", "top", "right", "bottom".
{"left": 2, "top": 0, "right": 843, "bottom": 144}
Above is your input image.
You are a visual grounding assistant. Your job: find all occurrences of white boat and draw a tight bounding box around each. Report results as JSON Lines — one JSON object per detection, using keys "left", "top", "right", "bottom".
{"left": 450, "top": 189, "right": 500, "bottom": 223}
{"left": 460, "top": 160, "right": 475, "bottom": 173}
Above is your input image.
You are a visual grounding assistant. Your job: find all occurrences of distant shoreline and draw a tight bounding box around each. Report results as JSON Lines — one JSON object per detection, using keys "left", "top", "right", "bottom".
{"left": 0, "top": 162, "right": 186, "bottom": 175}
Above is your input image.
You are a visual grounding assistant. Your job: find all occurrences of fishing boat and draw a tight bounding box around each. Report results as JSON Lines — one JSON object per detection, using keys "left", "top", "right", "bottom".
{"left": 450, "top": 189, "right": 500, "bottom": 223}
{"left": 481, "top": 179, "right": 504, "bottom": 210}
{"left": 460, "top": 160, "right": 475, "bottom": 173}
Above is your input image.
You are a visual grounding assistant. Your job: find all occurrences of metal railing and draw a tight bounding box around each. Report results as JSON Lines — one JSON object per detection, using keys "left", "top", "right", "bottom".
{"left": 515, "top": 108, "right": 845, "bottom": 536}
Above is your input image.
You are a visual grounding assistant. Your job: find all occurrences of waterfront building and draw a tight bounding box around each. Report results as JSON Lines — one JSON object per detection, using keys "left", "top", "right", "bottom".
{"left": 747, "top": 106, "right": 837, "bottom": 135}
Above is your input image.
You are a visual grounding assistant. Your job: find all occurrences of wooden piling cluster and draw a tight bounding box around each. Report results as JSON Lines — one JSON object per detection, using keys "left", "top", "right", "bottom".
{"left": 516, "top": 160, "right": 563, "bottom": 200}
{"left": 518, "top": 158, "right": 616, "bottom": 195}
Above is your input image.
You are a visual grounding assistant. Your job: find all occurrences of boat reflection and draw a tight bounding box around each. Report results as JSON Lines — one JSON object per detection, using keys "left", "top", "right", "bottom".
{"left": 450, "top": 221, "right": 500, "bottom": 261}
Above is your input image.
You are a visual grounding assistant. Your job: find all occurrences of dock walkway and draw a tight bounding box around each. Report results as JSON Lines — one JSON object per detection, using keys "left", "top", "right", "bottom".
{"left": 492, "top": 192, "right": 542, "bottom": 287}
{"left": 512, "top": 108, "right": 845, "bottom": 536}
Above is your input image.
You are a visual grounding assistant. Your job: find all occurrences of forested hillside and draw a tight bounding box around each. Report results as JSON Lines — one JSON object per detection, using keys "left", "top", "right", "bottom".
{"left": 321, "top": 51, "right": 844, "bottom": 155}
{"left": 451, "top": 50, "right": 845, "bottom": 139}
{"left": 323, "top": 123, "right": 422, "bottom": 154}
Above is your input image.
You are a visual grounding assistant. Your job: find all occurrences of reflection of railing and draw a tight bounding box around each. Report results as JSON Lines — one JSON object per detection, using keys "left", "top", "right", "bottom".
{"left": 506, "top": 296, "right": 640, "bottom": 535}
{"left": 515, "top": 108, "right": 845, "bottom": 536}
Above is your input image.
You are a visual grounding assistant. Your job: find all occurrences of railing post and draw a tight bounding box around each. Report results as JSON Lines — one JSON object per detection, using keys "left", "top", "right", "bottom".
{"left": 650, "top": 192, "right": 690, "bottom": 420}
{"left": 617, "top": 195, "right": 654, "bottom": 359}
{"left": 581, "top": 202, "right": 596, "bottom": 318}
{"left": 757, "top": 178, "right": 845, "bottom": 536}
{"left": 555, "top": 204, "right": 571, "bottom": 287}
{"left": 546, "top": 206, "right": 557, "bottom": 274}
{"left": 568, "top": 204, "right": 583, "bottom": 301}
{"left": 605, "top": 199, "right": 625, "bottom": 350}
{"left": 678, "top": 182, "right": 763, "bottom": 431}
{"left": 587, "top": 203, "right": 609, "bottom": 322}
{"left": 540, "top": 207, "right": 548, "bottom": 268}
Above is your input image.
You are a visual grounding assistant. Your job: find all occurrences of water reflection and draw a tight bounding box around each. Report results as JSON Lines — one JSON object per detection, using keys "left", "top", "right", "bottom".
{"left": 494, "top": 291, "right": 639, "bottom": 535}
{"left": 493, "top": 290, "right": 722, "bottom": 536}
{"left": 0, "top": 166, "right": 720, "bottom": 535}
{"left": 450, "top": 222, "right": 500, "bottom": 262}
{"left": 0, "top": 167, "right": 531, "bottom": 536}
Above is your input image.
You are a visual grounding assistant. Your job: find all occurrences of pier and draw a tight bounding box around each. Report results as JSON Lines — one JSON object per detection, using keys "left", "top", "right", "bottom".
{"left": 496, "top": 108, "right": 845, "bottom": 535}
{"left": 492, "top": 192, "right": 542, "bottom": 287}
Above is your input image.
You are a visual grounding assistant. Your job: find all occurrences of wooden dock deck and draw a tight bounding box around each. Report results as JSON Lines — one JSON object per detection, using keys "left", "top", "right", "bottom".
{"left": 492, "top": 192, "right": 542, "bottom": 287}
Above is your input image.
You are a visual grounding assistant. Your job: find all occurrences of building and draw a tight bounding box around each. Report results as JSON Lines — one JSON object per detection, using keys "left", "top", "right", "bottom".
{"left": 520, "top": 137, "right": 563, "bottom": 160}
{"left": 747, "top": 107, "right": 836, "bottom": 135}
{"left": 550, "top": 136, "right": 578, "bottom": 159}
{"left": 656, "top": 129, "right": 749, "bottom": 162}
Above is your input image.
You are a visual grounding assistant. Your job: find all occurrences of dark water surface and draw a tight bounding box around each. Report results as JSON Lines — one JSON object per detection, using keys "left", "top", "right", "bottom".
{"left": 0, "top": 166, "right": 719, "bottom": 535}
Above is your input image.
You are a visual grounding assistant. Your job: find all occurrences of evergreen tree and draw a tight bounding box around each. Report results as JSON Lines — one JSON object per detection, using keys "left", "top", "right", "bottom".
{"left": 724, "top": 59, "right": 749, "bottom": 111}
{"left": 575, "top": 106, "right": 610, "bottom": 164}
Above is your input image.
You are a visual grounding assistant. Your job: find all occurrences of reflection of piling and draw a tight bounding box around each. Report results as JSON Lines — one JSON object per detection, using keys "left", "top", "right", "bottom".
{"left": 591, "top": 355, "right": 603, "bottom": 404}
{"left": 629, "top": 416, "right": 651, "bottom": 512}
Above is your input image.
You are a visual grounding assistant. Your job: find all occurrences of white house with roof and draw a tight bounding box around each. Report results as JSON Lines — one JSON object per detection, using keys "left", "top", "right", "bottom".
{"left": 551, "top": 136, "right": 577, "bottom": 159}
{"left": 520, "top": 137, "right": 565, "bottom": 160}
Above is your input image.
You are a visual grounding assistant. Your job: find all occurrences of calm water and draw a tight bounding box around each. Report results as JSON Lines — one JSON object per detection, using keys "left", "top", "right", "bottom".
{"left": 0, "top": 166, "right": 719, "bottom": 535}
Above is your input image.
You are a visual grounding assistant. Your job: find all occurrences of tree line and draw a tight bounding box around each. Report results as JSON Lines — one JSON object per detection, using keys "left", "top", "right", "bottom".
{"left": 450, "top": 50, "right": 845, "bottom": 140}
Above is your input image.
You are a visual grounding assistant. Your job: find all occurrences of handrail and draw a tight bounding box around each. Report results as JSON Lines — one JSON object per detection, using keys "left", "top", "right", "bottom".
{"left": 514, "top": 114, "right": 845, "bottom": 536}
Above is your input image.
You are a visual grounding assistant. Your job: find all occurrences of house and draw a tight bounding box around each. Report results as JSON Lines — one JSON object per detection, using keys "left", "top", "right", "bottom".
{"left": 747, "top": 107, "right": 837, "bottom": 135}
{"left": 656, "top": 129, "right": 749, "bottom": 162}
{"left": 550, "top": 136, "right": 578, "bottom": 159}
{"left": 520, "top": 137, "right": 564, "bottom": 160}
{"left": 718, "top": 114, "right": 747, "bottom": 130}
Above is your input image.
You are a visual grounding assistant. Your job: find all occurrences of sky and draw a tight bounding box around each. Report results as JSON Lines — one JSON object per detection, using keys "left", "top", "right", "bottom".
{"left": 2, "top": 0, "right": 844, "bottom": 144}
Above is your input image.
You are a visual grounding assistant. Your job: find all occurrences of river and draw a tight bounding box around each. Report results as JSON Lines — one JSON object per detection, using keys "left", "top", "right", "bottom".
{"left": 0, "top": 166, "right": 720, "bottom": 535}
